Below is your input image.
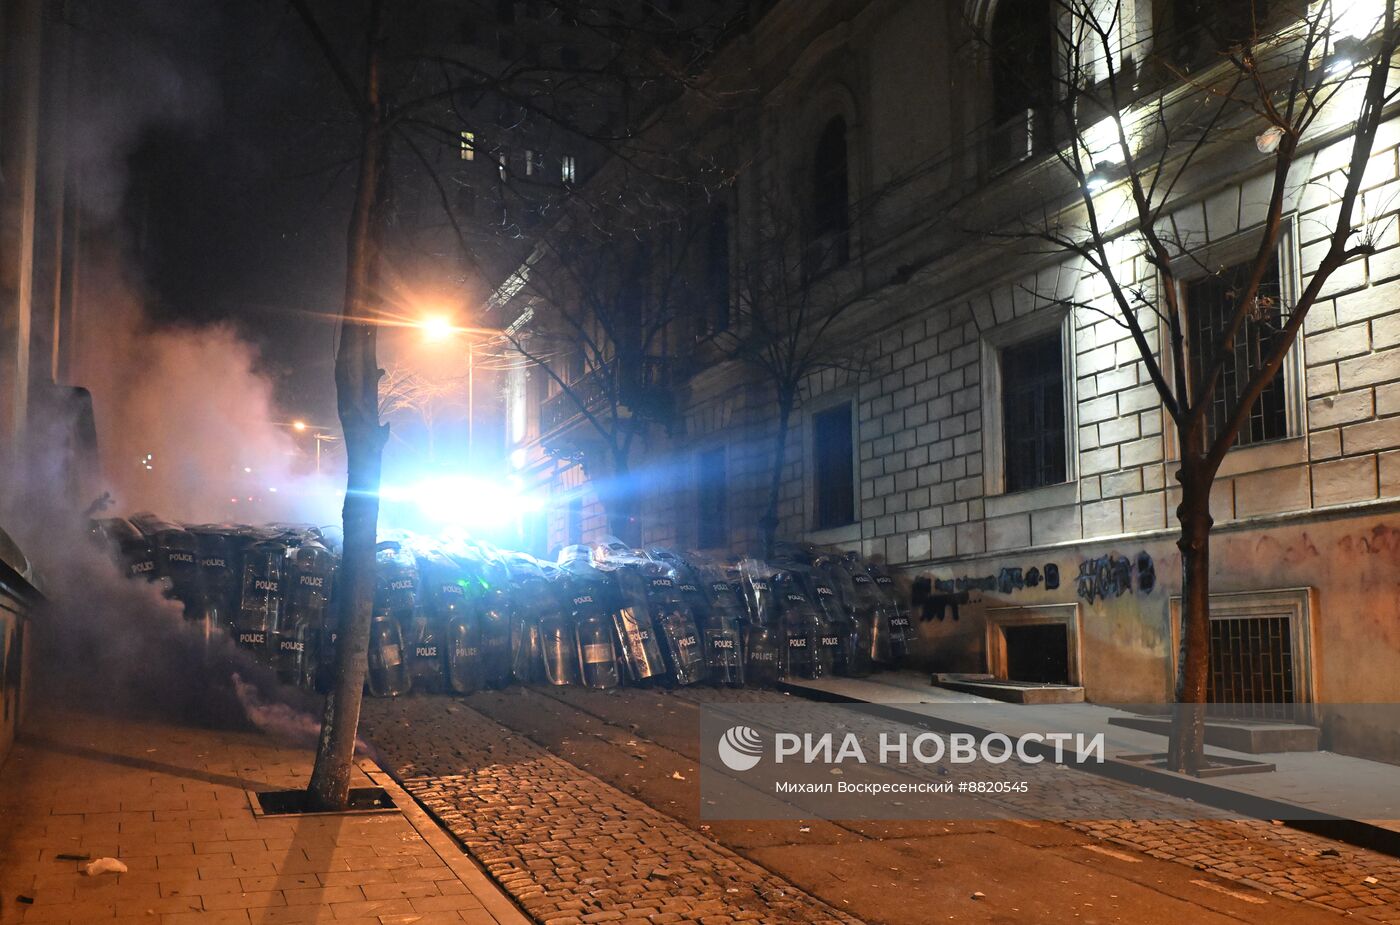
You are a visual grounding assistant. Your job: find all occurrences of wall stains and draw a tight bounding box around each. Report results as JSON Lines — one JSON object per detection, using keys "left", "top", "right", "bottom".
{"left": 911, "top": 576, "right": 968, "bottom": 621}
{"left": 1076, "top": 551, "right": 1155, "bottom": 604}
{"left": 1337, "top": 524, "right": 1400, "bottom": 557}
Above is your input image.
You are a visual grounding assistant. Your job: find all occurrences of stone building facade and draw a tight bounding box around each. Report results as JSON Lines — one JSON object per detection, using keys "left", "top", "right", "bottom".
{"left": 504, "top": 0, "right": 1400, "bottom": 728}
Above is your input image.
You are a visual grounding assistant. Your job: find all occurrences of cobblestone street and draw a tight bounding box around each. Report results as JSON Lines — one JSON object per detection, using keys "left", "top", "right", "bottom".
{"left": 367, "top": 697, "right": 863, "bottom": 925}
{"left": 362, "top": 687, "right": 1400, "bottom": 924}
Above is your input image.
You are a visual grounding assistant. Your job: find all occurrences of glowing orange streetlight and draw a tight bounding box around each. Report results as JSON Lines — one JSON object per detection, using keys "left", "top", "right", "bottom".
{"left": 292, "top": 419, "right": 308, "bottom": 433}
{"left": 419, "top": 314, "right": 457, "bottom": 343}
{"left": 415, "top": 312, "right": 490, "bottom": 462}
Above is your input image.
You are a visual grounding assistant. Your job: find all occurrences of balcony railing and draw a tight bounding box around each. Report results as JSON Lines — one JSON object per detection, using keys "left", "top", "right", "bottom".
{"left": 539, "top": 356, "right": 672, "bottom": 436}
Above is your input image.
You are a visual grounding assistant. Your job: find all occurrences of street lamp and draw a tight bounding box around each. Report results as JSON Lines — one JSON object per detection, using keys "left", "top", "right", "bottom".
{"left": 415, "top": 313, "right": 505, "bottom": 463}
{"left": 312, "top": 432, "right": 337, "bottom": 474}
{"left": 420, "top": 315, "right": 456, "bottom": 344}
{"left": 278, "top": 419, "right": 336, "bottom": 473}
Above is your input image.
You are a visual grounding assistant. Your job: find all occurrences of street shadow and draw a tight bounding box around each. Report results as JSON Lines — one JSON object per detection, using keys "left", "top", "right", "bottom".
{"left": 16, "top": 733, "right": 274, "bottom": 791}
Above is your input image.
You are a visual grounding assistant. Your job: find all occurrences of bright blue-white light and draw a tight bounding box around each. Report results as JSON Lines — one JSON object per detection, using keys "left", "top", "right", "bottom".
{"left": 381, "top": 473, "right": 544, "bottom": 529}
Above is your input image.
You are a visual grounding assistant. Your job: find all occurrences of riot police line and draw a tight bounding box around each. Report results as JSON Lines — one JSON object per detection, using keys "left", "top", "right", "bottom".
{"left": 89, "top": 514, "right": 914, "bottom": 695}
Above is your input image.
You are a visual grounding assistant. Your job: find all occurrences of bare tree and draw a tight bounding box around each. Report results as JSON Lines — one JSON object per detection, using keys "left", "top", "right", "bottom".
{"left": 722, "top": 179, "right": 872, "bottom": 557}
{"left": 981, "top": 0, "right": 1399, "bottom": 772}
{"left": 271, "top": 0, "right": 741, "bottom": 804}
{"left": 502, "top": 178, "right": 724, "bottom": 543}
{"left": 378, "top": 363, "right": 467, "bottom": 460}
{"left": 286, "top": 0, "right": 390, "bottom": 811}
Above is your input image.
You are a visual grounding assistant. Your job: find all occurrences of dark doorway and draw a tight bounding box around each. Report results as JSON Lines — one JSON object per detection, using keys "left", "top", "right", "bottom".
{"left": 1002, "top": 623, "right": 1070, "bottom": 684}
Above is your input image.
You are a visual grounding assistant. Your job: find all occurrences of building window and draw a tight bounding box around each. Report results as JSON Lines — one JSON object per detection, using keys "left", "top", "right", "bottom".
{"left": 813, "top": 403, "right": 855, "bottom": 530}
{"left": 567, "top": 493, "right": 583, "bottom": 546}
{"left": 697, "top": 447, "right": 727, "bottom": 549}
{"left": 1186, "top": 253, "right": 1287, "bottom": 447}
{"left": 561, "top": 154, "right": 576, "bottom": 184}
{"left": 524, "top": 149, "right": 543, "bottom": 177}
{"left": 459, "top": 130, "right": 475, "bottom": 161}
{"left": 565, "top": 349, "right": 585, "bottom": 384}
{"left": 988, "top": 0, "right": 1052, "bottom": 169}
{"left": 1171, "top": 0, "right": 1267, "bottom": 69}
{"left": 990, "top": 0, "right": 1052, "bottom": 123}
{"left": 1002, "top": 332, "right": 1067, "bottom": 493}
{"left": 808, "top": 116, "right": 850, "bottom": 270}
{"left": 705, "top": 206, "right": 730, "bottom": 332}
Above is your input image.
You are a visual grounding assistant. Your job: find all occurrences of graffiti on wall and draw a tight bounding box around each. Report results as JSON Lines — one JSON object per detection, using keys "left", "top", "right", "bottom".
{"left": 1076, "top": 551, "right": 1155, "bottom": 604}
{"left": 913, "top": 564, "right": 1062, "bottom": 621}
{"left": 929, "top": 563, "right": 1060, "bottom": 596}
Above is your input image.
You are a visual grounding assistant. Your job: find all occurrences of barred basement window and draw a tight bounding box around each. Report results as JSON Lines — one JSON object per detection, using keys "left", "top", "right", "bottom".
{"left": 459, "top": 130, "right": 475, "bottom": 161}
{"left": 1002, "top": 332, "right": 1066, "bottom": 493}
{"left": 561, "top": 154, "right": 576, "bottom": 184}
{"left": 1186, "top": 253, "right": 1287, "bottom": 447}
{"left": 813, "top": 403, "right": 855, "bottom": 529}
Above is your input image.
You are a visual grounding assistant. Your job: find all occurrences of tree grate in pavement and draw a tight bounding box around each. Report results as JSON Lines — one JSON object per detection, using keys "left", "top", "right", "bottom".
{"left": 364, "top": 698, "right": 866, "bottom": 925}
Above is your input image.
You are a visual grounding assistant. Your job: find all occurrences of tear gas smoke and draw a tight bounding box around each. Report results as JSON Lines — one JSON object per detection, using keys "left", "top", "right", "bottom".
{"left": 232, "top": 673, "right": 367, "bottom": 754}
{"left": 23, "top": 512, "right": 322, "bottom": 738}
{"left": 0, "top": 0, "right": 340, "bottom": 744}
{"left": 70, "top": 245, "right": 339, "bottom": 525}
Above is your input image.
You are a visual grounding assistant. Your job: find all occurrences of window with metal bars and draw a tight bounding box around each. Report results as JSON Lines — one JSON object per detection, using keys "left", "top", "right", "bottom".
{"left": 1002, "top": 333, "right": 1067, "bottom": 492}
{"left": 813, "top": 404, "right": 855, "bottom": 529}
{"left": 1186, "top": 254, "right": 1287, "bottom": 448}
{"left": 1208, "top": 615, "right": 1295, "bottom": 718}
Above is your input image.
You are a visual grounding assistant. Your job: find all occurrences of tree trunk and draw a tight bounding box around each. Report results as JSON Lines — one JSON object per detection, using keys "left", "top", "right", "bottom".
{"left": 306, "top": 37, "right": 388, "bottom": 812}
{"left": 1168, "top": 457, "right": 1213, "bottom": 775}
{"left": 760, "top": 394, "right": 794, "bottom": 559}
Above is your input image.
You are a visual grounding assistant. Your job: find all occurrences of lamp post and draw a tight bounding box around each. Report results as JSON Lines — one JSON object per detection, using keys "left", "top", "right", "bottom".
{"left": 416, "top": 314, "right": 501, "bottom": 464}
{"left": 279, "top": 420, "right": 337, "bottom": 474}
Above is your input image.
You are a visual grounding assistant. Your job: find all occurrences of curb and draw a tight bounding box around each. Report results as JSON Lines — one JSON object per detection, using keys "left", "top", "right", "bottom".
{"left": 776, "top": 680, "right": 1400, "bottom": 859}
{"left": 358, "top": 758, "right": 535, "bottom": 925}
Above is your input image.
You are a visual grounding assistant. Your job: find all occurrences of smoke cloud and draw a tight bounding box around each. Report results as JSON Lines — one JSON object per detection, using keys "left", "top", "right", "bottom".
{"left": 70, "top": 243, "right": 339, "bottom": 525}
{"left": 20, "top": 512, "right": 317, "bottom": 734}
{"left": 0, "top": 0, "right": 342, "bottom": 741}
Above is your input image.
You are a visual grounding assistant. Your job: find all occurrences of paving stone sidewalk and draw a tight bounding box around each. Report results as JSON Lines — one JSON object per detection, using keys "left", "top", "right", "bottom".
{"left": 1070, "top": 817, "right": 1400, "bottom": 921}
{"left": 363, "top": 698, "right": 865, "bottom": 925}
{"left": 0, "top": 708, "right": 529, "bottom": 925}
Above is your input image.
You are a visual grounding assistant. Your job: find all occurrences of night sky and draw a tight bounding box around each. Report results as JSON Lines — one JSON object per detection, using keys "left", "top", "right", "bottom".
{"left": 111, "top": 0, "right": 358, "bottom": 426}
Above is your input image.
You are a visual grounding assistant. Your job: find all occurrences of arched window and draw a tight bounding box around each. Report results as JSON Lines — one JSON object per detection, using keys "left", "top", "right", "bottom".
{"left": 1171, "top": 0, "right": 1266, "bottom": 68}
{"left": 810, "top": 116, "right": 850, "bottom": 267}
{"left": 990, "top": 0, "right": 1053, "bottom": 124}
